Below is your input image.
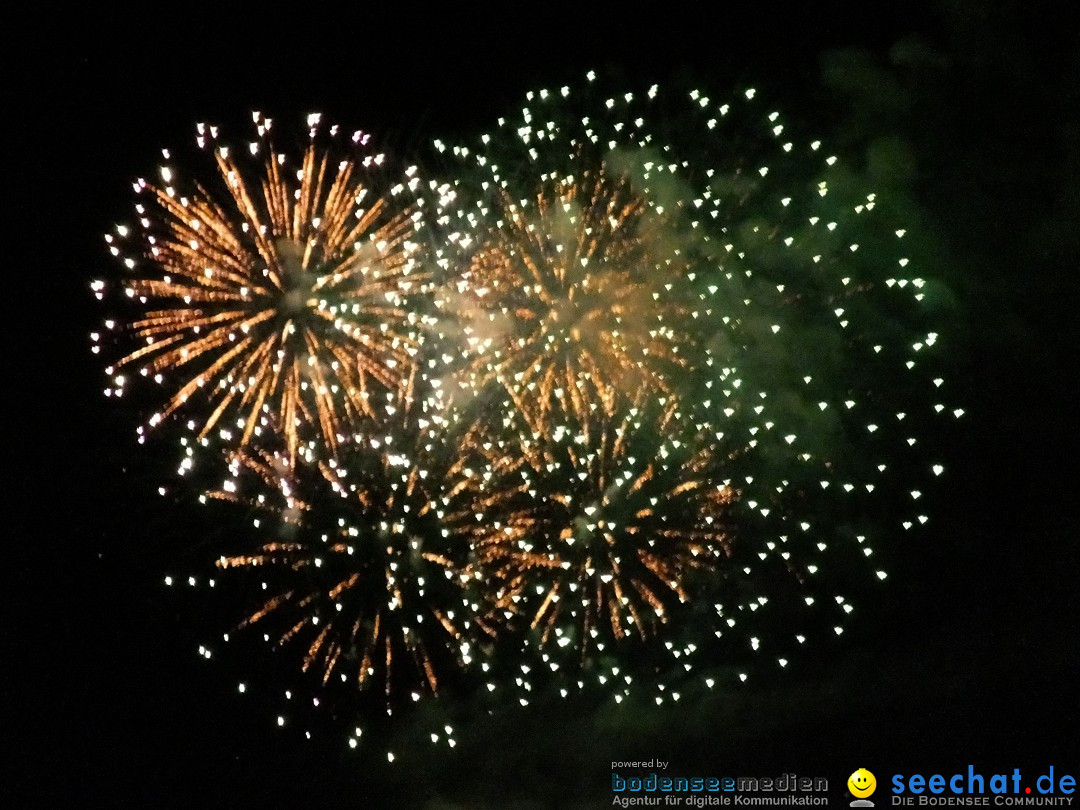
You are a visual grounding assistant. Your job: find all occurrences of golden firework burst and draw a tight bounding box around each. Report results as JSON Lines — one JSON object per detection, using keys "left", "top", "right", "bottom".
{"left": 458, "top": 390, "right": 737, "bottom": 659}
{"left": 101, "top": 115, "right": 429, "bottom": 459}
{"left": 208, "top": 385, "right": 492, "bottom": 701}
{"left": 449, "top": 167, "right": 693, "bottom": 427}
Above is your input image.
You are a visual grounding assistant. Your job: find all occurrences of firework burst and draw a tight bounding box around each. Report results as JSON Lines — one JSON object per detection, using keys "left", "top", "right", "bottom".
{"left": 432, "top": 82, "right": 701, "bottom": 428}
{"left": 455, "top": 389, "right": 737, "bottom": 665}
{"left": 201, "top": 378, "right": 495, "bottom": 707}
{"left": 101, "top": 77, "right": 960, "bottom": 746}
{"left": 93, "top": 113, "right": 430, "bottom": 459}
{"left": 429, "top": 76, "right": 957, "bottom": 682}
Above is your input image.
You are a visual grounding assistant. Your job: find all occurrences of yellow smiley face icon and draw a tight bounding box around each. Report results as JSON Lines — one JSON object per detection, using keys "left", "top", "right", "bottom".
{"left": 848, "top": 768, "right": 877, "bottom": 798}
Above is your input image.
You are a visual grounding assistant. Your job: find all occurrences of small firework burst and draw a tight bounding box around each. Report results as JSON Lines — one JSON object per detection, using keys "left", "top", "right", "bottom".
{"left": 94, "top": 113, "right": 430, "bottom": 459}
{"left": 433, "top": 82, "right": 700, "bottom": 429}
{"left": 456, "top": 389, "right": 737, "bottom": 664}
{"left": 204, "top": 381, "right": 494, "bottom": 706}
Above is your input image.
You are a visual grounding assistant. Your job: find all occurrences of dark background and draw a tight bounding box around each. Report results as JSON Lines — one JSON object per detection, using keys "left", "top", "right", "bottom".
{"left": 5, "top": 2, "right": 1078, "bottom": 807}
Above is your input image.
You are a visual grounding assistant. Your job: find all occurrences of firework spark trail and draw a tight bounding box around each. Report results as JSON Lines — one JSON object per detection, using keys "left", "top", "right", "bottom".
{"left": 94, "top": 114, "right": 431, "bottom": 460}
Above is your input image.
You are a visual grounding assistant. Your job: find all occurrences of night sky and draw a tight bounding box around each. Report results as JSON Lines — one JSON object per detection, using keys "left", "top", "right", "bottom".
{"left": 6, "top": 4, "right": 1078, "bottom": 807}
